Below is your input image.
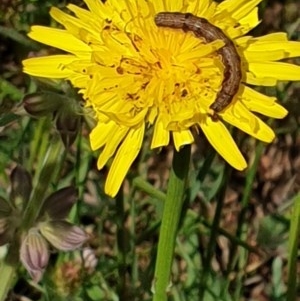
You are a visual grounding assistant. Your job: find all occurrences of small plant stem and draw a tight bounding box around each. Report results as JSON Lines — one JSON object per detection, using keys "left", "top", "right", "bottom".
{"left": 27, "top": 118, "right": 50, "bottom": 170}
{"left": 129, "top": 195, "right": 138, "bottom": 293}
{"left": 200, "top": 218, "right": 260, "bottom": 255}
{"left": 22, "top": 136, "right": 64, "bottom": 230}
{"left": 133, "top": 177, "right": 166, "bottom": 201}
{"left": 286, "top": 193, "right": 300, "bottom": 301}
{"left": 153, "top": 145, "right": 191, "bottom": 301}
{"left": 199, "top": 165, "right": 230, "bottom": 300}
{"left": 116, "top": 189, "right": 128, "bottom": 300}
{"left": 220, "top": 142, "right": 264, "bottom": 299}
{"left": 126, "top": 181, "right": 140, "bottom": 296}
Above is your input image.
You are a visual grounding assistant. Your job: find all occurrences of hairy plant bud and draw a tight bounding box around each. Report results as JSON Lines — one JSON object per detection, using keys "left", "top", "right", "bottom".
{"left": 20, "top": 228, "right": 50, "bottom": 282}
{"left": 23, "top": 92, "right": 61, "bottom": 117}
{"left": 39, "top": 221, "right": 88, "bottom": 251}
{"left": 10, "top": 165, "right": 32, "bottom": 211}
{"left": 39, "top": 186, "right": 77, "bottom": 220}
{"left": 55, "top": 107, "right": 81, "bottom": 148}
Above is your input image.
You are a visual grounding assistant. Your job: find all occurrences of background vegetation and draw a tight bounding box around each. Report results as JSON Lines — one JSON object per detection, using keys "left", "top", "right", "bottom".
{"left": 0, "top": 0, "right": 299, "bottom": 300}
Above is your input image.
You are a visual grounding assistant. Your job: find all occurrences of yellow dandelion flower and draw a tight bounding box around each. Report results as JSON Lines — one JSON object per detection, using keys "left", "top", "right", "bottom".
{"left": 23, "top": 0, "right": 300, "bottom": 197}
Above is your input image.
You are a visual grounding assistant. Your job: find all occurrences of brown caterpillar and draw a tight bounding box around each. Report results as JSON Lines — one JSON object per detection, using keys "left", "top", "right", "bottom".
{"left": 154, "top": 12, "right": 242, "bottom": 117}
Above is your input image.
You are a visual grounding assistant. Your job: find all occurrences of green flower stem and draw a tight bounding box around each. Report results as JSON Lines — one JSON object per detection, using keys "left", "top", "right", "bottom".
{"left": 28, "top": 117, "right": 51, "bottom": 171}
{"left": 0, "top": 136, "right": 64, "bottom": 301}
{"left": 227, "top": 142, "right": 264, "bottom": 299}
{"left": 287, "top": 193, "right": 300, "bottom": 301}
{"left": 115, "top": 190, "right": 128, "bottom": 300}
{"left": 153, "top": 145, "right": 191, "bottom": 301}
{"left": 23, "top": 136, "right": 64, "bottom": 230}
{"left": 199, "top": 165, "right": 229, "bottom": 300}
{"left": 220, "top": 143, "right": 263, "bottom": 293}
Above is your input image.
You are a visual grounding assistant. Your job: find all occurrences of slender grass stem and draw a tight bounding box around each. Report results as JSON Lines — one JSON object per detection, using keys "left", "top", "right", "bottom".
{"left": 27, "top": 118, "right": 50, "bottom": 170}
{"left": 129, "top": 194, "right": 138, "bottom": 294}
{"left": 199, "top": 165, "right": 230, "bottom": 300}
{"left": 223, "top": 142, "right": 264, "bottom": 299}
{"left": 116, "top": 189, "right": 128, "bottom": 300}
{"left": 133, "top": 177, "right": 166, "bottom": 201}
{"left": 153, "top": 145, "right": 191, "bottom": 301}
{"left": 22, "top": 136, "right": 64, "bottom": 230}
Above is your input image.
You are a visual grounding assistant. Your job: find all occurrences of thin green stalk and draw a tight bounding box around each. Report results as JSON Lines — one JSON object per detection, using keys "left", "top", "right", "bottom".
{"left": 27, "top": 118, "right": 50, "bottom": 171}
{"left": 23, "top": 136, "right": 64, "bottom": 230}
{"left": 199, "top": 165, "right": 229, "bottom": 300}
{"left": 133, "top": 177, "right": 166, "bottom": 201}
{"left": 153, "top": 145, "right": 191, "bottom": 301}
{"left": 116, "top": 189, "right": 128, "bottom": 300}
{"left": 126, "top": 178, "right": 143, "bottom": 295}
{"left": 196, "top": 151, "right": 215, "bottom": 182}
{"left": 286, "top": 193, "right": 300, "bottom": 301}
{"left": 240, "top": 142, "right": 265, "bottom": 208}
{"left": 129, "top": 194, "right": 138, "bottom": 294}
{"left": 227, "top": 142, "right": 264, "bottom": 299}
{"left": 200, "top": 219, "right": 261, "bottom": 255}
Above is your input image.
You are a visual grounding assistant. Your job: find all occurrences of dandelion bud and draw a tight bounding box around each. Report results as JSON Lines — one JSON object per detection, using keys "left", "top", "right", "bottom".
{"left": 39, "top": 186, "right": 77, "bottom": 220}
{"left": 55, "top": 107, "right": 81, "bottom": 148}
{"left": 20, "top": 228, "right": 50, "bottom": 282}
{"left": 23, "top": 92, "right": 61, "bottom": 117}
{"left": 10, "top": 165, "right": 32, "bottom": 211}
{"left": 39, "top": 221, "right": 88, "bottom": 251}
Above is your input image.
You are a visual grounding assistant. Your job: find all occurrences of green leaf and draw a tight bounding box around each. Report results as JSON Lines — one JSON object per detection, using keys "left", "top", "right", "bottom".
{"left": 86, "top": 286, "right": 104, "bottom": 301}
{"left": 0, "top": 25, "right": 39, "bottom": 49}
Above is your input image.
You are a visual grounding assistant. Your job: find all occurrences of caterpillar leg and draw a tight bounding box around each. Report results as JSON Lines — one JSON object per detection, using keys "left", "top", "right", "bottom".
{"left": 209, "top": 112, "right": 219, "bottom": 122}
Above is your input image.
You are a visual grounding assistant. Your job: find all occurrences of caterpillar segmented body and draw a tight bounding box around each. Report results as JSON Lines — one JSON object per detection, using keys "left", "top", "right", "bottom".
{"left": 154, "top": 12, "right": 242, "bottom": 117}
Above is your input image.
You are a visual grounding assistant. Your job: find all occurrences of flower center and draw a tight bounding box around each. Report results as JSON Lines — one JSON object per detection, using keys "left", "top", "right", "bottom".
{"left": 87, "top": 14, "right": 223, "bottom": 126}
